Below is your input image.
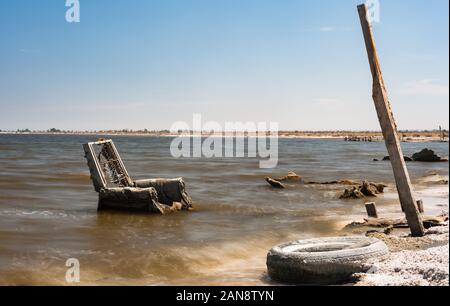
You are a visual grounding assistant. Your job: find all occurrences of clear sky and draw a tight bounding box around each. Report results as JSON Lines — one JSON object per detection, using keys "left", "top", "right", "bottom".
{"left": 0, "top": 0, "right": 448, "bottom": 131}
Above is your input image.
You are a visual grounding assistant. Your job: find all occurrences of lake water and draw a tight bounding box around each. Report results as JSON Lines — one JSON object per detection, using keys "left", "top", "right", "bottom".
{"left": 0, "top": 135, "right": 448, "bottom": 285}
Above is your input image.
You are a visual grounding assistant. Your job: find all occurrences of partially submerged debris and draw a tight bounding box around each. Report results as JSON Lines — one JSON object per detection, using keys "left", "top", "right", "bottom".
{"left": 340, "top": 187, "right": 365, "bottom": 199}
{"left": 276, "top": 172, "right": 302, "bottom": 182}
{"left": 375, "top": 149, "right": 448, "bottom": 163}
{"left": 365, "top": 202, "right": 379, "bottom": 218}
{"left": 340, "top": 181, "right": 387, "bottom": 199}
{"left": 265, "top": 172, "right": 301, "bottom": 188}
{"left": 382, "top": 155, "right": 413, "bottom": 162}
{"left": 83, "top": 139, "right": 193, "bottom": 214}
{"left": 265, "top": 177, "right": 286, "bottom": 189}
{"left": 306, "top": 179, "right": 360, "bottom": 185}
{"left": 412, "top": 149, "right": 448, "bottom": 162}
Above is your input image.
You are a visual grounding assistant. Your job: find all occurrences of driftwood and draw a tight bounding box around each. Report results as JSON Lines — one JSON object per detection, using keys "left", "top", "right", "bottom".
{"left": 306, "top": 180, "right": 360, "bottom": 186}
{"left": 275, "top": 172, "right": 302, "bottom": 182}
{"left": 265, "top": 177, "right": 286, "bottom": 189}
{"left": 265, "top": 172, "right": 301, "bottom": 189}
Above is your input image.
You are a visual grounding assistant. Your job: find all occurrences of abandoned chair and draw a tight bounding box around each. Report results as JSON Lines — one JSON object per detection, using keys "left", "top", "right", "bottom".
{"left": 83, "top": 139, "right": 193, "bottom": 214}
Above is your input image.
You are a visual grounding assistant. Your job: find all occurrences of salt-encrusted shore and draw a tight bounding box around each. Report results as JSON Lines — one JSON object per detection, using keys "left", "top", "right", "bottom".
{"left": 355, "top": 226, "right": 449, "bottom": 286}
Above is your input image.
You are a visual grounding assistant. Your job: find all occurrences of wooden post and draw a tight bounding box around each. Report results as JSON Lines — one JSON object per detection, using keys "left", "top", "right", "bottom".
{"left": 357, "top": 4, "right": 425, "bottom": 237}
{"left": 365, "top": 202, "right": 378, "bottom": 218}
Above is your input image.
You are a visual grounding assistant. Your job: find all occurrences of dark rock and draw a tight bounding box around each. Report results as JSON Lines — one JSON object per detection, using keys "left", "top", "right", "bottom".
{"left": 412, "top": 149, "right": 448, "bottom": 162}
{"left": 382, "top": 156, "right": 413, "bottom": 162}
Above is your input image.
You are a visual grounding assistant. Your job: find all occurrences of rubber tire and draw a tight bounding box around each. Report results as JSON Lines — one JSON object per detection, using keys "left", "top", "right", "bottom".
{"left": 267, "top": 236, "right": 388, "bottom": 285}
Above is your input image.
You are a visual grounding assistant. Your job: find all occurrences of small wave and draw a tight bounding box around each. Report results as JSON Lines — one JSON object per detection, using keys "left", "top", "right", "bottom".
{"left": 0, "top": 209, "right": 92, "bottom": 221}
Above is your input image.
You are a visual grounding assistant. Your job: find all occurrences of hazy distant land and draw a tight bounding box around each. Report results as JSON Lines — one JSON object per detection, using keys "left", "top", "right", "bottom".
{"left": 1, "top": 129, "right": 448, "bottom": 143}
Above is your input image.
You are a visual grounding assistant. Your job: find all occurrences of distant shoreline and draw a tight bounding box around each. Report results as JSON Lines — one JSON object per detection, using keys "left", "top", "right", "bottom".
{"left": 0, "top": 131, "right": 448, "bottom": 143}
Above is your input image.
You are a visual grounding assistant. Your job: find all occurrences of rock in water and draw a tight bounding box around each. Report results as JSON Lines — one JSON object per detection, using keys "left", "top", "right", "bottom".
{"left": 412, "top": 149, "right": 448, "bottom": 162}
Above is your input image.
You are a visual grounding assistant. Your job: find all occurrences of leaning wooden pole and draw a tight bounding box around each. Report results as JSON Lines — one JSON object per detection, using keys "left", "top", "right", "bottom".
{"left": 357, "top": 4, "right": 425, "bottom": 237}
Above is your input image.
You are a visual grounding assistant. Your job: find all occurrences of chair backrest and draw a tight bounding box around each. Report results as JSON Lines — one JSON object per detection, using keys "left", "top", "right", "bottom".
{"left": 83, "top": 139, "right": 133, "bottom": 192}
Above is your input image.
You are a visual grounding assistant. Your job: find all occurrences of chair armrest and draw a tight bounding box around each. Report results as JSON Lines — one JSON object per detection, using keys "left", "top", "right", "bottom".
{"left": 133, "top": 178, "right": 193, "bottom": 209}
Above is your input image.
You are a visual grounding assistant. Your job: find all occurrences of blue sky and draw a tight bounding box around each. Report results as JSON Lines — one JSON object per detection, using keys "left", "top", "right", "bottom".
{"left": 0, "top": 0, "right": 448, "bottom": 131}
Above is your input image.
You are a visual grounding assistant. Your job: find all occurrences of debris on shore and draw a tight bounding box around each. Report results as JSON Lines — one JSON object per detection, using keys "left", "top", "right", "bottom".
{"left": 345, "top": 214, "right": 449, "bottom": 231}
{"left": 354, "top": 226, "right": 449, "bottom": 286}
{"left": 340, "top": 181, "right": 387, "bottom": 199}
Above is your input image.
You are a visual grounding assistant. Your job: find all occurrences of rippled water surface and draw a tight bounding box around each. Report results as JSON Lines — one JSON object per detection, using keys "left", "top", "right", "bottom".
{"left": 0, "top": 135, "right": 448, "bottom": 285}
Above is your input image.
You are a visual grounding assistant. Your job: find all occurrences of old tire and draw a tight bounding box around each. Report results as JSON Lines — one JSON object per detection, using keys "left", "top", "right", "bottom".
{"left": 267, "top": 236, "right": 388, "bottom": 285}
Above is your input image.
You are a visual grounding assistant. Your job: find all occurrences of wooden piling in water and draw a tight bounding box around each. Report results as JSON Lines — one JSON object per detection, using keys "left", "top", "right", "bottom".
{"left": 416, "top": 200, "right": 424, "bottom": 214}
{"left": 365, "top": 202, "right": 378, "bottom": 218}
{"left": 357, "top": 4, "right": 425, "bottom": 237}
